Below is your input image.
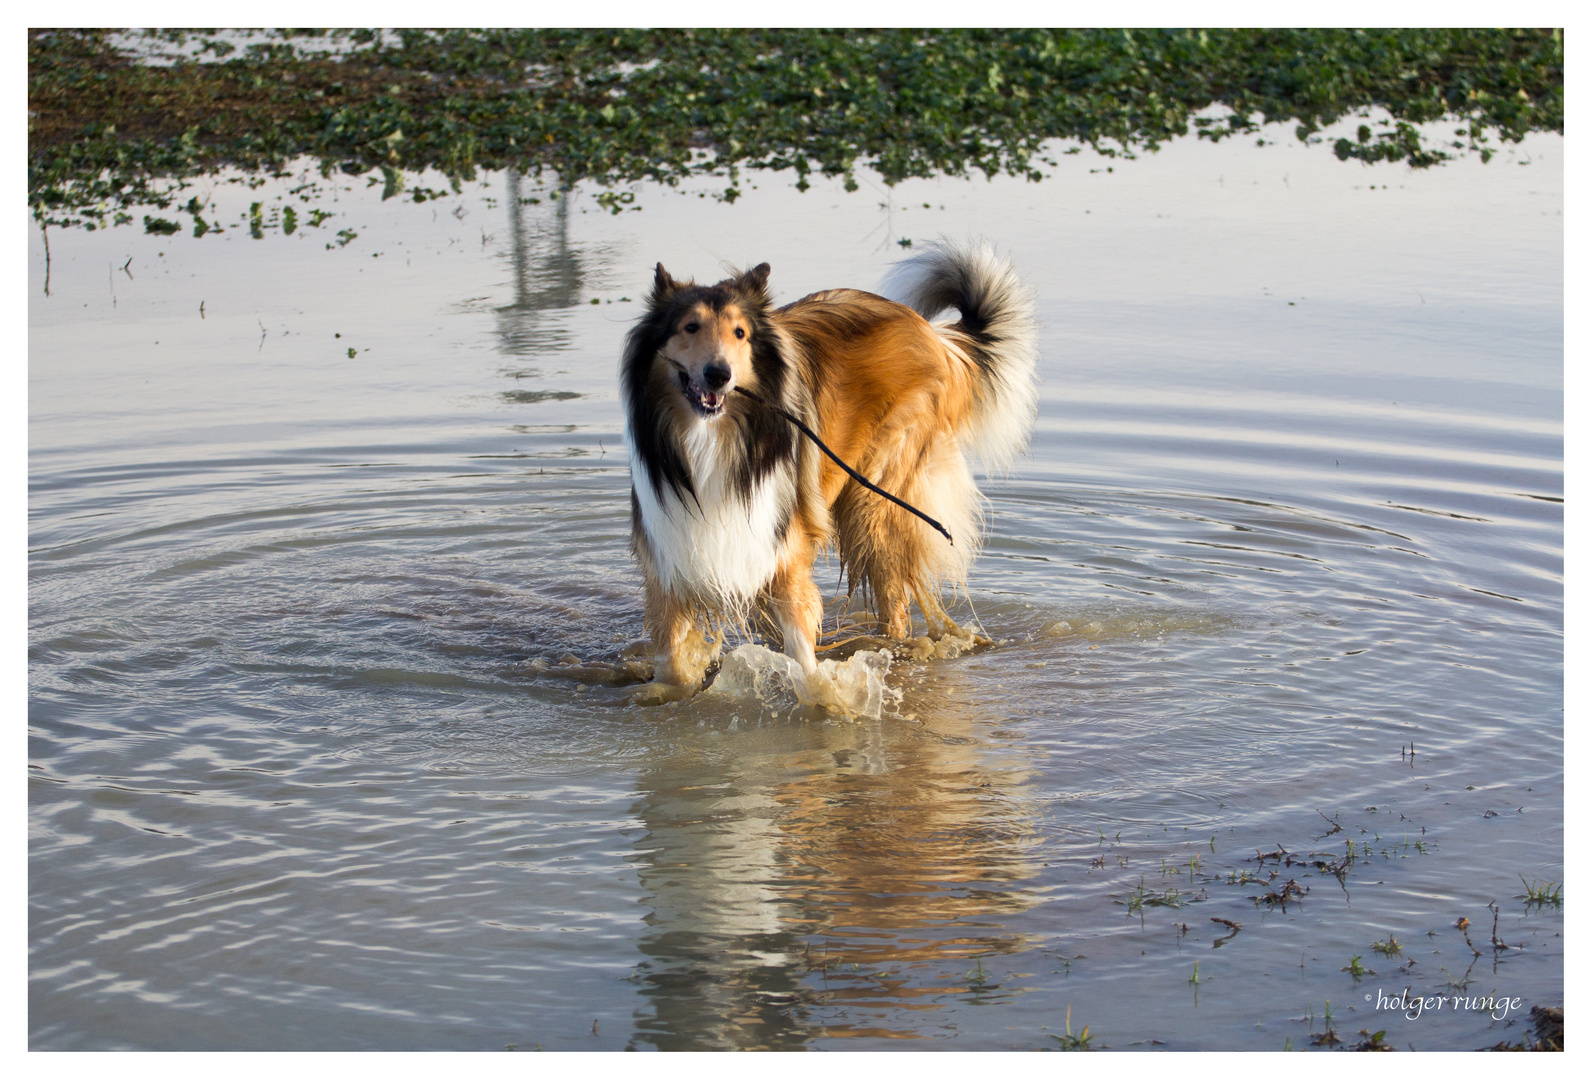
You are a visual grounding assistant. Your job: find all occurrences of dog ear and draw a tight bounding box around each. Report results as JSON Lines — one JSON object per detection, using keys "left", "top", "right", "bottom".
{"left": 652, "top": 263, "right": 679, "bottom": 301}
{"left": 737, "top": 263, "right": 771, "bottom": 304}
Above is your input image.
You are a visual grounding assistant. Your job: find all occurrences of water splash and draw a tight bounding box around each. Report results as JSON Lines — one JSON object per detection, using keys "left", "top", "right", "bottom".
{"left": 705, "top": 644, "right": 898, "bottom": 719}
{"left": 897, "top": 630, "right": 982, "bottom": 660}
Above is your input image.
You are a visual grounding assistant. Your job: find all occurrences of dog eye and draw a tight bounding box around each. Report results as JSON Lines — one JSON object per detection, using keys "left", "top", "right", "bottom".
{"left": 683, "top": 322, "right": 699, "bottom": 334}
{"left": 734, "top": 327, "right": 746, "bottom": 339}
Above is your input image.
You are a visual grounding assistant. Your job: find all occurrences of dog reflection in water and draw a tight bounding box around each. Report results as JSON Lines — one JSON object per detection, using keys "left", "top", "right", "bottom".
{"left": 621, "top": 240, "right": 1038, "bottom": 697}
{"left": 628, "top": 696, "right": 1040, "bottom": 1048}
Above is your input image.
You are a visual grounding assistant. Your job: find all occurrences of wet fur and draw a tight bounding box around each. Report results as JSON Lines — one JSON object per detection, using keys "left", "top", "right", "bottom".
{"left": 623, "top": 240, "right": 1037, "bottom": 690}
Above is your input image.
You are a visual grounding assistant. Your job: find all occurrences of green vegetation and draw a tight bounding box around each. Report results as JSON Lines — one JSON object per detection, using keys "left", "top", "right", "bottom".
{"left": 1353, "top": 1029, "right": 1393, "bottom": 1051}
{"left": 1047, "top": 1005, "right": 1094, "bottom": 1050}
{"left": 30, "top": 28, "right": 1562, "bottom": 229}
{"left": 1308, "top": 1000, "right": 1342, "bottom": 1047}
{"left": 1517, "top": 876, "right": 1562, "bottom": 908}
{"left": 1123, "top": 876, "right": 1188, "bottom": 913}
{"left": 1370, "top": 935, "right": 1402, "bottom": 956}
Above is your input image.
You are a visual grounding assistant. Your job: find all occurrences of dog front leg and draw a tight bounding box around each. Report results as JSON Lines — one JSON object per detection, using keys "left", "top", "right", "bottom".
{"left": 766, "top": 545, "right": 821, "bottom": 677}
{"left": 644, "top": 580, "right": 706, "bottom": 688}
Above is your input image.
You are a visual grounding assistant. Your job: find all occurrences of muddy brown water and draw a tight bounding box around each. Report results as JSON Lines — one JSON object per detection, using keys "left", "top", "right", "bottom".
{"left": 29, "top": 122, "right": 1561, "bottom": 1050}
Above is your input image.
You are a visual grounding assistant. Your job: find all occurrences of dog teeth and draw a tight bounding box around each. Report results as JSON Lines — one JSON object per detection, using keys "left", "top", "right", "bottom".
{"left": 683, "top": 384, "right": 724, "bottom": 416}
{"left": 690, "top": 388, "right": 723, "bottom": 413}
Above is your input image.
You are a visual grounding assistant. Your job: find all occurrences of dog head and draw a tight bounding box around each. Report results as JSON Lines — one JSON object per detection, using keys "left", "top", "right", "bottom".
{"left": 622, "top": 260, "right": 798, "bottom": 509}
{"left": 647, "top": 262, "right": 772, "bottom": 419}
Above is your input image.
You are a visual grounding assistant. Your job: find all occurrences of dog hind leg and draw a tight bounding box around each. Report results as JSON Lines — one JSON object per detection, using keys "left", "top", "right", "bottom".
{"left": 909, "top": 441, "right": 981, "bottom": 639}
{"left": 834, "top": 483, "right": 916, "bottom": 639}
{"left": 853, "top": 437, "right": 981, "bottom": 641}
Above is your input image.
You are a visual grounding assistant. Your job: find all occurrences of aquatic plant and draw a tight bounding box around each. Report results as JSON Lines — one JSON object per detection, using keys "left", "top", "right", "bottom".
{"left": 29, "top": 28, "right": 1564, "bottom": 229}
{"left": 1370, "top": 935, "right": 1402, "bottom": 956}
{"left": 1122, "top": 876, "right": 1188, "bottom": 913}
{"left": 1047, "top": 1005, "right": 1094, "bottom": 1050}
{"left": 1517, "top": 876, "right": 1562, "bottom": 908}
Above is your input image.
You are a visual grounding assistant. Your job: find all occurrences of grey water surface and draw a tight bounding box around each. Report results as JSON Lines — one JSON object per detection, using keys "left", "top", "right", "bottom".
{"left": 29, "top": 124, "right": 1562, "bottom": 1050}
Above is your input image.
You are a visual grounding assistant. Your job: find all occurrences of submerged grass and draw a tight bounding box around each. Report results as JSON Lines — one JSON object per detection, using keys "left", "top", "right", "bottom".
{"left": 30, "top": 28, "right": 1563, "bottom": 229}
{"left": 1370, "top": 935, "right": 1402, "bottom": 956}
{"left": 1517, "top": 876, "right": 1562, "bottom": 908}
{"left": 1047, "top": 1005, "right": 1094, "bottom": 1051}
{"left": 1121, "top": 876, "right": 1188, "bottom": 913}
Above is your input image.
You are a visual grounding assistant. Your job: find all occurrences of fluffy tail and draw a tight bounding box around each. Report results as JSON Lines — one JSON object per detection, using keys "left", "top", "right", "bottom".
{"left": 880, "top": 239, "right": 1039, "bottom": 472}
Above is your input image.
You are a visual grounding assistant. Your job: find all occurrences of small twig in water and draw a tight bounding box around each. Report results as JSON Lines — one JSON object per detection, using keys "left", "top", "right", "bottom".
{"left": 1456, "top": 916, "right": 1481, "bottom": 957}
{"left": 1487, "top": 901, "right": 1516, "bottom": 952}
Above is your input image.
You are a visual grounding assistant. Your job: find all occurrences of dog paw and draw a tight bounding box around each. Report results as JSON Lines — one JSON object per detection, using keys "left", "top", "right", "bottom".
{"left": 897, "top": 625, "right": 990, "bottom": 660}
{"left": 628, "top": 679, "right": 700, "bottom": 706}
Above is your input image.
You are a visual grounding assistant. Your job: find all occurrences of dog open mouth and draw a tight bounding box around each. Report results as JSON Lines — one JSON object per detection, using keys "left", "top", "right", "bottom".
{"left": 678, "top": 370, "right": 727, "bottom": 417}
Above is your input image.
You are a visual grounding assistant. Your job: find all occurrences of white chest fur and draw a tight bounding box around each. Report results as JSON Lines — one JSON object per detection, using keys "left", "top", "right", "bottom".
{"left": 630, "top": 420, "right": 793, "bottom": 603}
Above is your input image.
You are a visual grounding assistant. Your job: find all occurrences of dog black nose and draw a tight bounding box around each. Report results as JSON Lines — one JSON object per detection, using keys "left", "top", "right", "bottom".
{"left": 703, "top": 363, "right": 731, "bottom": 389}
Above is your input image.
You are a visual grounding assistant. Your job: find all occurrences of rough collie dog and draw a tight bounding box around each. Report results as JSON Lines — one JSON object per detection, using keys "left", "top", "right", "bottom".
{"left": 622, "top": 240, "right": 1037, "bottom": 693}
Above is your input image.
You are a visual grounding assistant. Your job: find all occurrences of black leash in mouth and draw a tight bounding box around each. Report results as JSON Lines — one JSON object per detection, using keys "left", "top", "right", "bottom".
{"left": 733, "top": 385, "right": 954, "bottom": 545}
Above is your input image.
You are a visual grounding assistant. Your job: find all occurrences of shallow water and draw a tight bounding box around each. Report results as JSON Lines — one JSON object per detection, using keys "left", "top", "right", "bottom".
{"left": 29, "top": 123, "right": 1562, "bottom": 1050}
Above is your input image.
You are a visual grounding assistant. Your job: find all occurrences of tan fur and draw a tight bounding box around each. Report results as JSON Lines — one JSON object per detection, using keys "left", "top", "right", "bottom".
{"left": 657, "top": 302, "right": 756, "bottom": 394}
{"left": 776, "top": 289, "right": 982, "bottom": 640}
